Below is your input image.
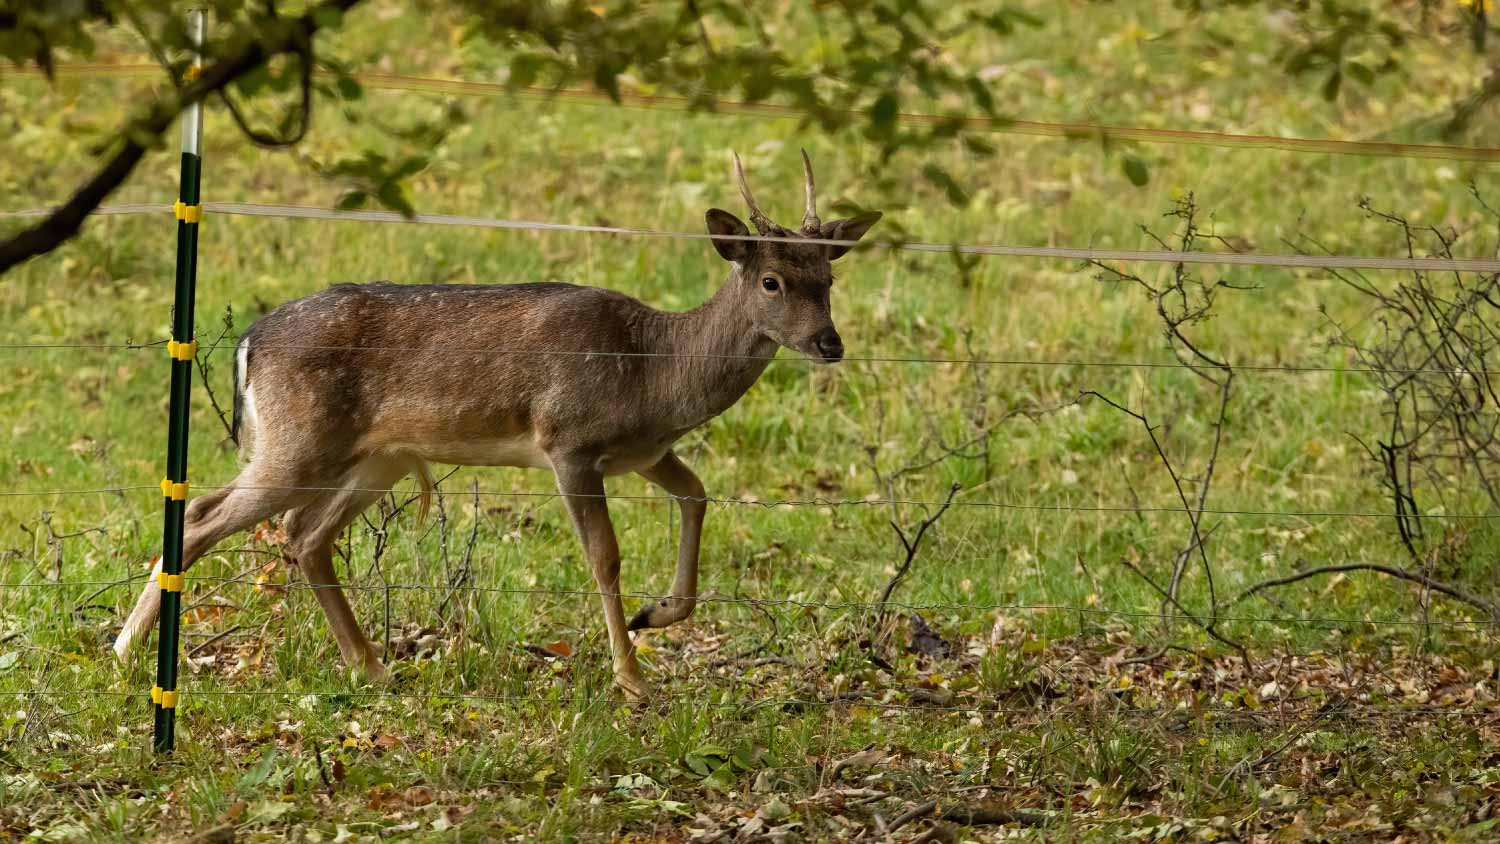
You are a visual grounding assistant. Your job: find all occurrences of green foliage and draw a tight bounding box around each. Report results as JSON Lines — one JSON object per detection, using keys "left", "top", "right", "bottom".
{"left": 1, "top": 0, "right": 1025, "bottom": 231}
{"left": 2, "top": 2, "right": 1500, "bottom": 840}
{"left": 1181, "top": 0, "right": 1492, "bottom": 106}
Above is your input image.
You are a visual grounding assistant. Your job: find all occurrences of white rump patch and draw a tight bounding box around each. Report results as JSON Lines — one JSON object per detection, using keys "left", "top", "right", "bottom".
{"left": 237, "top": 335, "right": 259, "bottom": 458}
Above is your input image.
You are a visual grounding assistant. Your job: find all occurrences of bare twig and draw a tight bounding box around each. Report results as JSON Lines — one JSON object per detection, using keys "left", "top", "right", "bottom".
{"left": 1082, "top": 391, "right": 1246, "bottom": 662}
{"left": 878, "top": 483, "right": 961, "bottom": 609}
{"left": 21, "top": 512, "right": 106, "bottom": 582}
{"left": 216, "top": 21, "right": 315, "bottom": 148}
{"left": 887, "top": 799, "right": 1051, "bottom": 833}
{"left": 1312, "top": 192, "right": 1500, "bottom": 599}
{"left": 193, "top": 307, "right": 238, "bottom": 443}
{"left": 1228, "top": 562, "right": 1499, "bottom": 620}
{"left": 187, "top": 625, "right": 245, "bottom": 658}
{"left": 360, "top": 489, "right": 423, "bottom": 661}
{"left": 684, "top": 0, "right": 716, "bottom": 57}
{"left": 173, "top": 824, "right": 236, "bottom": 844}
{"left": 438, "top": 478, "right": 480, "bottom": 622}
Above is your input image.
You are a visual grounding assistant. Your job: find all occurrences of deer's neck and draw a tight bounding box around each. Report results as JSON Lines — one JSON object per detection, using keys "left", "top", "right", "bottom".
{"left": 651, "top": 275, "right": 777, "bottom": 429}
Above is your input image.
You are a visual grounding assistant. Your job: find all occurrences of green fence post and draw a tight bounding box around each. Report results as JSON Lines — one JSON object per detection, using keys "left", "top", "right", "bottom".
{"left": 153, "top": 7, "right": 206, "bottom": 754}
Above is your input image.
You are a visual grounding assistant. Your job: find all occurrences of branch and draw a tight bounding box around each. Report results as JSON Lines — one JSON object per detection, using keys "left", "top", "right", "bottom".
{"left": 1227, "top": 562, "right": 1500, "bottom": 621}
{"left": 1444, "top": 64, "right": 1500, "bottom": 140}
{"left": 216, "top": 24, "right": 315, "bottom": 148}
{"left": 0, "top": 0, "right": 364, "bottom": 276}
{"left": 1083, "top": 390, "right": 1247, "bottom": 662}
{"left": 877, "top": 483, "right": 961, "bottom": 608}
{"left": 887, "top": 799, "right": 1050, "bottom": 833}
{"left": 193, "top": 307, "right": 238, "bottom": 442}
{"left": 1081, "top": 391, "right": 1222, "bottom": 609}
{"left": 683, "top": 0, "right": 715, "bottom": 57}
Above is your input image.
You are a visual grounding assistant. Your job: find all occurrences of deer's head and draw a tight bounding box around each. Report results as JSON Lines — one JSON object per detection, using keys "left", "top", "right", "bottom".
{"left": 706, "top": 150, "right": 882, "bottom": 364}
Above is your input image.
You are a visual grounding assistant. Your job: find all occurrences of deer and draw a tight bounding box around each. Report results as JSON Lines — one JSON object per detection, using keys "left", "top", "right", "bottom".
{"left": 113, "top": 150, "right": 881, "bottom": 698}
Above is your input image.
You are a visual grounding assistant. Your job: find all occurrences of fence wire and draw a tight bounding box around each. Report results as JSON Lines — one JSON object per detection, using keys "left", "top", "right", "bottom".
{"left": 2, "top": 335, "right": 1495, "bottom": 378}
{"left": 1, "top": 574, "right": 1492, "bottom": 629}
{"left": 0, "top": 687, "right": 1494, "bottom": 722}
{"left": 5, "top": 200, "right": 1500, "bottom": 274}
{"left": 1, "top": 481, "right": 1498, "bottom": 522}
{"left": 14, "top": 63, "right": 1500, "bottom": 163}
{"left": 5, "top": 688, "right": 1497, "bottom": 728}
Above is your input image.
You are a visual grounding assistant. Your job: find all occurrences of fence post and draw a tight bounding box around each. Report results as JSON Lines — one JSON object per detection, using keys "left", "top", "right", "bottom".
{"left": 153, "top": 6, "right": 206, "bottom": 754}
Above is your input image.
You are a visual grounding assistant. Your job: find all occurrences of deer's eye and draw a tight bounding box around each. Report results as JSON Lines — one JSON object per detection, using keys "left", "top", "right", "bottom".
{"left": 761, "top": 276, "right": 780, "bottom": 293}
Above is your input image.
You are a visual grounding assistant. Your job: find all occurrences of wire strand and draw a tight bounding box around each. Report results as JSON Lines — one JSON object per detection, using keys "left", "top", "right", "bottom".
{"left": 3, "top": 200, "right": 1499, "bottom": 274}
{"left": 0, "top": 481, "right": 1495, "bottom": 521}
{"left": 0, "top": 687, "right": 1493, "bottom": 722}
{"left": 4, "top": 575, "right": 1492, "bottom": 628}
{"left": 2, "top": 336, "right": 1492, "bottom": 378}
{"left": 16, "top": 63, "right": 1500, "bottom": 163}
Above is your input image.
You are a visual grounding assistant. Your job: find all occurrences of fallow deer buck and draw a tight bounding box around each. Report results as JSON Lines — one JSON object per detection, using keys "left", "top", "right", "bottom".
{"left": 114, "top": 150, "right": 880, "bottom": 698}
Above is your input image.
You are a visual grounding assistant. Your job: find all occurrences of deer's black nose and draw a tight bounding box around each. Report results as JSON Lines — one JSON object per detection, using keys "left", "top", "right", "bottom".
{"left": 815, "top": 327, "right": 844, "bottom": 362}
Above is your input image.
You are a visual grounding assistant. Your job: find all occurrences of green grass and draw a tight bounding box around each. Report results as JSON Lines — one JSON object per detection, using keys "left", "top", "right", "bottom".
{"left": 3, "top": 1, "right": 1500, "bottom": 841}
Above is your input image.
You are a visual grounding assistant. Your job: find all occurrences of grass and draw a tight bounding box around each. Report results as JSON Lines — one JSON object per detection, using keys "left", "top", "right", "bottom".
{"left": 3, "top": 1, "right": 1500, "bottom": 840}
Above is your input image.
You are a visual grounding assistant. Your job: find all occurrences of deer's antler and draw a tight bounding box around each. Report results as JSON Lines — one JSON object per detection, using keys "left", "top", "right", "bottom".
{"left": 732, "top": 151, "right": 775, "bottom": 235}
{"left": 800, "top": 148, "right": 820, "bottom": 234}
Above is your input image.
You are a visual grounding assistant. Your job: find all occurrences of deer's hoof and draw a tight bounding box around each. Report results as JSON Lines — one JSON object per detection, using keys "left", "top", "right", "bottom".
{"left": 351, "top": 647, "right": 389, "bottom": 684}
{"left": 614, "top": 667, "right": 651, "bottom": 701}
{"left": 364, "top": 659, "right": 390, "bottom": 684}
{"left": 627, "top": 602, "right": 657, "bottom": 631}
{"left": 628, "top": 598, "right": 695, "bottom": 631}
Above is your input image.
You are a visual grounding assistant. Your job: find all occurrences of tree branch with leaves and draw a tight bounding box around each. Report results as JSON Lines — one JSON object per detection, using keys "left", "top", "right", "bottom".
{"left": 0, "top": 0, "right": 1032, "bottom": 276}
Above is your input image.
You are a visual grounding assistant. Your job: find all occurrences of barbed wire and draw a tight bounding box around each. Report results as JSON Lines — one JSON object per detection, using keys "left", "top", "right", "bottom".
{"left": 4, "top": 200, "right": 1500, "bottom": 274}
{"left": 1, "top": 335, "right": 1494, "bottom": 379}
{"left": 0, "top": 687, "right": 1493, "bottom": 724}
{"left": 1, "top": 574, "right": 1492, "bottom": 629}
{"left": 15, "top": 63, "right": 1500, "bottom": 163}
{"left": 0, "top": 481, "right": 1495, "bottom": 521}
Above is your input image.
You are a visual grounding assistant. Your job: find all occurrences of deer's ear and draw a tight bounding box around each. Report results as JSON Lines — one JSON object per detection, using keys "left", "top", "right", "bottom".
{"left": 706, "top": 208, "right": 752, "bottom": 263}
{"left": 820, "top": 212, "right": 883, "bottom": 260}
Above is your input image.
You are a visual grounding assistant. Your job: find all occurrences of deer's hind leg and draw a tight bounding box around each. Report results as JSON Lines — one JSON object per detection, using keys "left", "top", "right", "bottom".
{"left": 283, "top": 454, "right": 424, "bottom": 680}
{"left": 553, "top": 457, "right": 649, "bottom": 700}
{"left": 114, "top": 463, "right": 318, "bottom": 664}
{"left": 629, "top": 451, "right": 706, "bottom": 631}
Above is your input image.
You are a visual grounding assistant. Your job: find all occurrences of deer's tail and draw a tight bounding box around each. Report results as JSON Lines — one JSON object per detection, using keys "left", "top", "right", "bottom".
{"left": 413, "top": 458, "right": 435, "bottom": 525}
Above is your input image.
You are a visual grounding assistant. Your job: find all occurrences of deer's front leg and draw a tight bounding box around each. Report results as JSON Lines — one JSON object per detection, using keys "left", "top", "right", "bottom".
{"left": 554, "top": 459, "right": 649, "bottom": 700}
{"left": 630, "top": 451, "right": 706, "bottom": 631}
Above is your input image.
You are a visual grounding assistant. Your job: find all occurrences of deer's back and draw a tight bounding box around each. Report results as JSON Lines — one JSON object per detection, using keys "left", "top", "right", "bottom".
{"left": 240, "top": 281, "right": 669, "bottom": 464}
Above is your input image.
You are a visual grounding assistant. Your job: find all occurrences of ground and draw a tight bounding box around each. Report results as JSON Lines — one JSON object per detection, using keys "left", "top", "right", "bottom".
{"left": 2, "top": 1, "right": 1500, "bottom": 841}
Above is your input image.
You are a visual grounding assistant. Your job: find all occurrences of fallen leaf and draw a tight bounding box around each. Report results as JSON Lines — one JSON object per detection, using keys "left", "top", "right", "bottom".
{"left": 246, "top": 800, "right": 294, "bottom": 824}
{"left": 830, "top": 748, "right": 886, "bottom": 779}
{"left": 367, "top": 785, "right": 405, "bottom": 812}
{"left": 908, "top": 613, "right": 953, "bottom": 659}
{"left": 758, "top": 798, "right": 792, "bottom": 822}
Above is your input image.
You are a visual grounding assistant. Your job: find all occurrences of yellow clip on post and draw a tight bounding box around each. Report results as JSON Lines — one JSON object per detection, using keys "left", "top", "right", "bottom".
{"left": 173, "top": 200, "right": 202, "bottom": 223}
{"left": 151, "top": 686, "right": 179, "bottom": 708}
{"left": 156, "top": 571, "right": 185, "bottom": 592}
{"left": 160, "top": 478, "right": 189, "bottom": 500}
{"left": 184, "top": 65, "right": 201, "bottom": 82}
{"left": 166, "top": 339, "right": 197, "bottom": 361}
